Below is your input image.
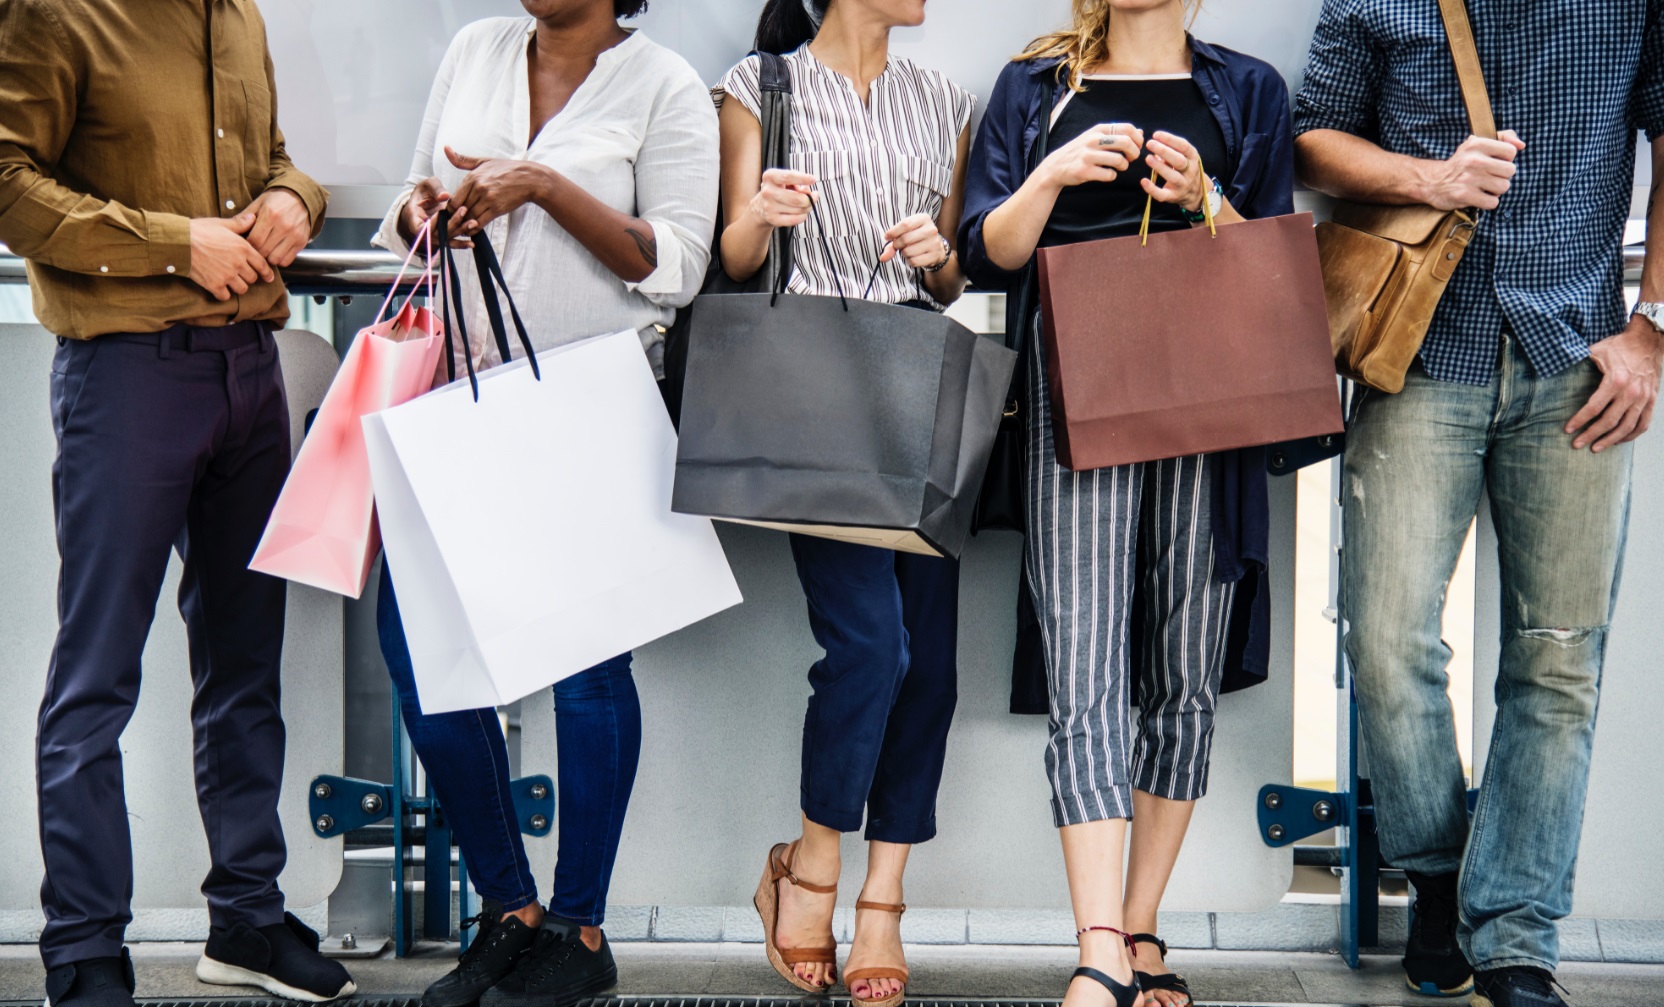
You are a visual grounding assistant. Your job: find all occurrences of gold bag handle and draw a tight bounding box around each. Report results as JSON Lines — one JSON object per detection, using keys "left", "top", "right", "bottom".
{"left": 1140, "top": 156, "right": 1216, "bottom": 246}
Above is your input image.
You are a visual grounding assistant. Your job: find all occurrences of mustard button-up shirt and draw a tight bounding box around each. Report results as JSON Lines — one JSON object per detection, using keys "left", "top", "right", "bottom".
{"left": 0, "top": 0, "right": 328, "bottom": 339}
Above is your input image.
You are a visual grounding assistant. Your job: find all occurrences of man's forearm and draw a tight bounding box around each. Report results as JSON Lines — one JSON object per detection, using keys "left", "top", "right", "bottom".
{"left": 0, "top": 156, "right": 191, "bottom": 276}
{"left": 1640, "top": 137, "right": 1664, "bottom": 305}
{"left": 1295, "top": 129, "right": 1437, "bottom": 205}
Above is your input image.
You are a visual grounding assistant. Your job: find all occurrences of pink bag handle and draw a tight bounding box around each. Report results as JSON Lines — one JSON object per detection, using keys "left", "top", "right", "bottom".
{"left": 374, "top": 215, "right": 437, "bottom": 323}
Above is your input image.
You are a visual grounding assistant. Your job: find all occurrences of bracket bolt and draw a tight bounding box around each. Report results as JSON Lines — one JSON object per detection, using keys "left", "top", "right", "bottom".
{"left": 314, "top": 782, "right": 332, "bottom": 799}
{"left": 1313, "top": 800, "right": 1336, "bottom": 823}
{"left": 529, "top": 814, "right": 549, "bottom": 831}
{"left": 341, "top": 933, "right": 357, "bottom": 950}
{"left": 1267, "top": 824, "right": 1286, "bottom": 841}
{"left": 1263, "top": 792, "right": 1283, "bottom": 811}
{"left": 361, "top": 793, "right": 385, "bottom": 815}
{"left": 315, "top": 815, "right": 334, "bottom": 834}
{"left": 529, "top": 783, "right": 549, "bottom": 801}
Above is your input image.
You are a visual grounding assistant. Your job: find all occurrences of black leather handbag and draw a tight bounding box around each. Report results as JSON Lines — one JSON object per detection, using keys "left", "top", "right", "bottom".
{"left": 661, "top": 51, "right": 795, "bottom": 426}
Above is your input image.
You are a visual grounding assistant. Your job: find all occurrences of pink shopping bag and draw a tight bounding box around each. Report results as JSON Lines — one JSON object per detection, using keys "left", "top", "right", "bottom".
{"left": 251, "top": 222, "right": 446, "bottom": 597}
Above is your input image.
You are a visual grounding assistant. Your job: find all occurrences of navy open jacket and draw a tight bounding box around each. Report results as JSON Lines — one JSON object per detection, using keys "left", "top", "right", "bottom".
{"left": 958, "top": 37, "right": 1296, "bottom": 694}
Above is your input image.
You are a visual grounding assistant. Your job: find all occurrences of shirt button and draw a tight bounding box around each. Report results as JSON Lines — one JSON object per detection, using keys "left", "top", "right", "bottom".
{"left": 99, "top": 265, "right": 108, "bottom": 273}
{"left": 216, "top": 128, "right": 225, "bottom": 138}
{"left": 226, "top": 200, "right": 235, "bottom": 209}
{"left": 166, "top": 265, "right": 177, "bottom": 274}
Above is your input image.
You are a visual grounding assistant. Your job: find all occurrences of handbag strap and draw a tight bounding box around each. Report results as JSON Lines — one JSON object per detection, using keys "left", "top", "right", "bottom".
{"left": 757, "top": 50, "right": 797, "bottom": 295}
{"left": 1436, "top": 0, "right": 1497, "bottom": 140}
{"left": 1008, "top": 71, "right": 1060, "bottom": 360}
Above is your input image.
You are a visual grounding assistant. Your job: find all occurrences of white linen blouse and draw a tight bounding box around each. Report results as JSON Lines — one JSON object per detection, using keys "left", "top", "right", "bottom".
{"left": 374, "top": 20, "right": 719, "bottom": 377}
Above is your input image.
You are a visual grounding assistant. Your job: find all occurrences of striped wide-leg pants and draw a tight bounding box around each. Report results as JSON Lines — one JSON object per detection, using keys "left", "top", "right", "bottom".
{"left": 1026, "top": 324, "right": 1237, "bottom": 827}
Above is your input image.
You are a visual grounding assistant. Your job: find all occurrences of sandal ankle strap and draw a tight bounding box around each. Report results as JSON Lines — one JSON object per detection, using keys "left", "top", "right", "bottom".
{"left": 770, "top": 842, "right": 838, "bottom": 895}
{"left": 1077, "top": 925, "right": 1138, "bottom": 953}
{"left": 1130, "top": 932, "right": 1169, "bottom": 957}
{"left": 855, "top": 900, "right": 906, "bottom": 914}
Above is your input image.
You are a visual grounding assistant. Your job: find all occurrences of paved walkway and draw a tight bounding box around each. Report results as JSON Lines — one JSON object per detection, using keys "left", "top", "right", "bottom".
{"left": 1, "top": 942, "right": 1660, "bottom": 1005}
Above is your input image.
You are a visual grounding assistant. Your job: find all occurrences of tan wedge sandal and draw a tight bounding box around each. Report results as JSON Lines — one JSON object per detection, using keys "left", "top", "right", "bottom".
{"left": 754, "top": 841, "right": 839, "bottom": 993}
{"left": 845, "top": 900, "right": 909, "bottom": 1007}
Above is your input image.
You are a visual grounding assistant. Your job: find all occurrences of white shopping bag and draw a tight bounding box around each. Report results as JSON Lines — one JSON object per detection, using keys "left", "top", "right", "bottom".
{"left": 363, "top": 328, "right": 742, "bottom": 714}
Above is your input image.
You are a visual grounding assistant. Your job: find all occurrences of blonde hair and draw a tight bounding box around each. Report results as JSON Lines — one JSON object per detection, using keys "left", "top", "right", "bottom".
{"left": 1015, "top": 0, "right": 1202, "bottom": 92}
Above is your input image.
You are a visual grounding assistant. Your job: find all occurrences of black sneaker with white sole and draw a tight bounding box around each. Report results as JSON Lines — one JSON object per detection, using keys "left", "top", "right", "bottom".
{"left": 1471, "top": 966, "right": 1571, "bottom": 1007}
{"left": 197, "top": 911, "right": 356, "bottom": 1002}
{"left": 44, "top": 949, "right": 136, "bottom": 1007}
{"left": 1403, "top": 870, "right": 1474, "bottom": 997}
{"left": 479, "top": 917, "right": 617, "bottom": 1007}
{"left": 421, "top": 900, "right": 541, "bottom": 1007}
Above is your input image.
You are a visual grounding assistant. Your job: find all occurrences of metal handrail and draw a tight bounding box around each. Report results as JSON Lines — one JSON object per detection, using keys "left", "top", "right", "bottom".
{"left": 0, "top": 244, "right": 1650, "bottom": 297}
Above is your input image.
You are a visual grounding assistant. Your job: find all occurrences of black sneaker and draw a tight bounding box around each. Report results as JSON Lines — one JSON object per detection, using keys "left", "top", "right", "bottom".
{"left": 479, "top": 917, "right": 617, "bottom": 1007}
{"left": 1403, "top": 870, "right": 1473, "bottom": 997}
{"left": 422, "top": 900, "right": 541, "bottom": 1007}
{"left": 1472, "top": 966, "right": 1571, "bottom": 1007}
{"left": 44, "top": 950, "right": 136, "bottom": 1007}
{"left": 196, "top": 911, "right": 357, "bottom": 1001}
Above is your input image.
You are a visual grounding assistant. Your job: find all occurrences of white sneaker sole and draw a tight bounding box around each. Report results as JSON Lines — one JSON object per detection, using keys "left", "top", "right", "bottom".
{"left": 196, "top": 955, "right": 357, "bottom": 1002}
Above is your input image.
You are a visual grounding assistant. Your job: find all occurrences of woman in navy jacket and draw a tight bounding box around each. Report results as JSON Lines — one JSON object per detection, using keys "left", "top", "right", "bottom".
{"left": 959, "top": 3, "right": 1294, "bottom": 1006}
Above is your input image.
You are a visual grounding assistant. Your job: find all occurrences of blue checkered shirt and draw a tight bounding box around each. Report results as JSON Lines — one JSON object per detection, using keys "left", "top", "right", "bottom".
{"left": 1295, "top": 0, "right": 1664, "bottom": 384}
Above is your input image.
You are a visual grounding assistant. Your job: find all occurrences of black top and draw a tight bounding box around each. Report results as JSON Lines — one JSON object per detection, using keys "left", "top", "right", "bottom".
{"left": 1041, "top": 76, "right": 1227, "bottom": 248}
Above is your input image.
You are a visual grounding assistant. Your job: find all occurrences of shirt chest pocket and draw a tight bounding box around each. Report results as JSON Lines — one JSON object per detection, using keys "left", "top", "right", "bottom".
{"left": 788, "top": 149, "right": 856, "bottom": 229}
{"left": 234, "top": 78, "right": 273, "bottom": 189}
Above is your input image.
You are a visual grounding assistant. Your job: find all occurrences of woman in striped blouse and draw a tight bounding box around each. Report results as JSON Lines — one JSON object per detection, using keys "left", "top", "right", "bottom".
{"left": 716, "top": 1, "right": 973, "bottom": 1004}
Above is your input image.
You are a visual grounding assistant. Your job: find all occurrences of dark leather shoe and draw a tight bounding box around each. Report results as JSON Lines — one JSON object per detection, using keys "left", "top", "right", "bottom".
{"left": 44, "top": 950, "right": 136, "bottom": 1007}
{"left": 1403, "top": 870, "right": 1473, "bottom": 997}
{"left": 197, "top": 911, "right": 356, "bottom": 1001}
{"left": 1471, "top": 966, "right": 1571, "bottom": 1007}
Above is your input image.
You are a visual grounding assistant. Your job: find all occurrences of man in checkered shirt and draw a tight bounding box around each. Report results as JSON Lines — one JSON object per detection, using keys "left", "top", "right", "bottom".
{"left": 1295, "top": 2, "right": 1664, "bottom": 1005}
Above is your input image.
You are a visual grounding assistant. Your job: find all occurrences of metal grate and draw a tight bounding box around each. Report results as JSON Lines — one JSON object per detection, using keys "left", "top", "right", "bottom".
{"left": 2, "top": 1000, "right": 1387, "bottom": 1007}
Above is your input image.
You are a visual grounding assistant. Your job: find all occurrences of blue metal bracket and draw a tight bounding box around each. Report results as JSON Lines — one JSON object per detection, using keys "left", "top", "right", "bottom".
{"left": 309, "top": 776, "right": 392, "bottom": 838}
{"left": 1257, "top": 785, "right": 1346, "bottom": 847}
{"left": 509, "top": 776, "right": 555, "bottom": 837}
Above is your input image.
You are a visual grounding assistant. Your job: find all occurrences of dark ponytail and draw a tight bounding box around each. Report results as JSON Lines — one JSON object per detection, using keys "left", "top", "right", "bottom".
{"left": 754, "top": 0, "right": 826, "bottom": 55}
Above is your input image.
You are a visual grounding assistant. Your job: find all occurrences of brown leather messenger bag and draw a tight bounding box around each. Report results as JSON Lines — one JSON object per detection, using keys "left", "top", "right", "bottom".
{"left": 1317, "top": 0, "right": 1496, "bottom": 394}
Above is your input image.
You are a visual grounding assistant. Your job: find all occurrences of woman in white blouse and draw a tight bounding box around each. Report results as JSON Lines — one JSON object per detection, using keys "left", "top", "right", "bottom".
{"left": 370, "top": 2, "right": 717, "bottom": 1005}
{"left": 718, "top": 1, "right": 973, "bottom": 1005}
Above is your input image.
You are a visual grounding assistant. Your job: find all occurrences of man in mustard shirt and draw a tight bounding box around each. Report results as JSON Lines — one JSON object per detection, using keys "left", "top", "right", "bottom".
{"left": 0, "top": 1, "right": 354, "bottom": 1003}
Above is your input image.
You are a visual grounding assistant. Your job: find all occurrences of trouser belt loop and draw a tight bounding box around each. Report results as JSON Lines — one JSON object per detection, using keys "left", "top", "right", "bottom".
{"left": 157, "top": 330, "right": 170, "bottom": 360}
{"left": 183, "top": 328, "right": 198, "bottom": 353}
{"left": 259, "top": 323, "right": 274, "bottom": 356}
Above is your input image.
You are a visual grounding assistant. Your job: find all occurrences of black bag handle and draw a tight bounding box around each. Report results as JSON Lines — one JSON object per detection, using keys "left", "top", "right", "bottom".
{"left": 435, "top": 210, "right": 541, "bottom": 402}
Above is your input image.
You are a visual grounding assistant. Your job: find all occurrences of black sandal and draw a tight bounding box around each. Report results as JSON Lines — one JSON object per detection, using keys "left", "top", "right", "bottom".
{"left": 1131, "top": 933, "right": 1194, "bottom": 1005}
{"left": 1071, "top": 926, "right": 1142, "bottom": 1007}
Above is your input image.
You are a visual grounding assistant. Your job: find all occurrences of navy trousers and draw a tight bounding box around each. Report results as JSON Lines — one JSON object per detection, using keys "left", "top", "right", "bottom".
{"left": 788, "top": 535, "right": 959, "bottom": 844}
{"left": 37, "top": 324, "right": 292, "bottom": 968}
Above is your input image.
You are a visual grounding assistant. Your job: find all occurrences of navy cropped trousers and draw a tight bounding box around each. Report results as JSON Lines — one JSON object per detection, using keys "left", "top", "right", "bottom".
{"left": 36, "top": 324, "right": 292, "bottom": 968}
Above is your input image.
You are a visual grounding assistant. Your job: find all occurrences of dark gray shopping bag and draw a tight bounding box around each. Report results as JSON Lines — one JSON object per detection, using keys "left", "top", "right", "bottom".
{"left": 671, "top": 291, "right": 1017, "bottom": 559}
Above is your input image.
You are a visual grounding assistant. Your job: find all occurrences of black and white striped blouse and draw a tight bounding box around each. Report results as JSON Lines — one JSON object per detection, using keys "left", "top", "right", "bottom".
{"left": 720, "top": 47, "right": 974, "bottom": 310}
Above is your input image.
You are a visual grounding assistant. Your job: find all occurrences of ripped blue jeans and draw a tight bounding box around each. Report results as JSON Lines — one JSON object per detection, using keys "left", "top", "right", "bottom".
{"left": 1341, "top": 333, "right": 1631, "bottom": 973}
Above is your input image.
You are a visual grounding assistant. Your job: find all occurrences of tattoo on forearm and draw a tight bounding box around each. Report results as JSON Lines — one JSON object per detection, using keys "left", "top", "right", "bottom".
{"left": 627, "top": 225, "right": 658, "bottom": 269}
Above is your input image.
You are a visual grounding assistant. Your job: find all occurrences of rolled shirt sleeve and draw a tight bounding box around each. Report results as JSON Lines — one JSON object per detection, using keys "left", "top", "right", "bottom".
{"left": 0, "top": 0, "right": 192, "bottom": 278}
{"left": 626, "top": 78, "right": 720, "bottom": 306}
{"left": 958, "top": 61, "right": 1034, "bottom": 293}
{"left": 261, "top": 45, "right": 328, "bottom": 236}
{"left": 1293, "top": 0, "right": 1383, "bottom": 139}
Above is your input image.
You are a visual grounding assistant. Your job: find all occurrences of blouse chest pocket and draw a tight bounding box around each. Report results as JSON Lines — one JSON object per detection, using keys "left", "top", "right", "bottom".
{"left": 897, "top": 155, "right": 954, "bottom": 218}
{"left": 788, "top": 149, "right": 857, "bottom": 227}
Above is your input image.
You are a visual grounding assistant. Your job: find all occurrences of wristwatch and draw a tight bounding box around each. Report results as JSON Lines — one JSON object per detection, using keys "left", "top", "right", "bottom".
{"left": 1634, "top": 302, "right": 1664, "bottom": 334}
{"left": 1182, "top": 176, "right": 1224, "bottom": 224}
{"left": 923, "top": 235, "right": 953, "bottom": 273}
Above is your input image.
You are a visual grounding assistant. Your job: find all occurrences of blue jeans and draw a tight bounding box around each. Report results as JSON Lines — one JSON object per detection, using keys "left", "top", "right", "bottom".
{"left": 1341, "top": 335, "right": 1631, "bottom": 972}
{"left": 789, "top": 535, "right": 960, "bottom": 844}
{"left": 377, "top": 565, "right": 641, "bottom": 926}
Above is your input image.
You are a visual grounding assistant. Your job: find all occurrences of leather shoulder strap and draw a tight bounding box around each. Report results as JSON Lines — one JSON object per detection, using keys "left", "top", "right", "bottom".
{"left": 1436, "top": 0, "right": 1496, "bottom": 139}
{"left": 758, "top": 49, "right": 791, "bottom": 95}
